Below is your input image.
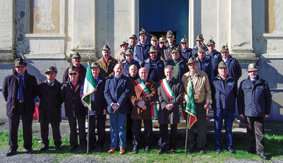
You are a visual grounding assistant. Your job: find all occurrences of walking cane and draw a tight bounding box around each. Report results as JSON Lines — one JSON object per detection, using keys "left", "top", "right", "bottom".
{"left": 87, "top": 109, "right": 90, "bottom": 154}
{"left": 185, "top": 114, "right": 189, "bottom": 154}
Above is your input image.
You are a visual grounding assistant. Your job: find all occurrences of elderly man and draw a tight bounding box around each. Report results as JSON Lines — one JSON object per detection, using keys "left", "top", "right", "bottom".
{"left": 134, "top": 28, "right": 151, "bottom": 66}
{"left": 127, "top": 64, "right": 139, "bottom": 81}
{"left": 157, "top": 65, "right": 184, "bottom": 154}
{"left": 206, "top": 39, "right": 222, "bottom": 77}
{"left": 163, "top": 30, "right": 179, "bottom": 61}
{"left": 63, "top": 53, "right": 86, "bottom": 82}
{"left": 104, "top": 63, "right": 131, "bottom": 155}
{"left": 166, "top": 47, "right": 188, "bottom": 81}
{"left": 61, "top": 66, "right": 87, "bottom": 151}
{"left": 192, "top": 34, "right": 207, "bottom": 57}
{"left": 196, "top": 45, "right": 214, "bottom": 82}
{"left": 180, "top": 36, "right": 192, "bottom": 61}
{"left": 116, "top": 41, "right": 129, "bottom": 63}
{"left": 128, "top": 34, "right": 137, "bottom": 53}
{"left": 130, "top": 67, "right": 157, "bottom": 154}
{"left": 238, "top": 64, "right": 272, "bottom": 160}
{"left": 182, "top": 57, "right": 212, "bottom": 154}
{"left": 38, "top": 66, "right": 63, "bottom": 151}
{"left": 3, "top": 58, "right": 38, "bottom": 156}
{"left": 211, "top": 62, "right": 237, "bottom": 154}
{"left": 151, "top": 35, "right": 159, "bottom": 49}
{"left": 97, "top": 45, "right": 118, "bottom": 78}
{"left": 121, "top": 49, "right": 140, "bottom": 76}
{"left": 158, "top": 36, "right": 166, "bottom": 50}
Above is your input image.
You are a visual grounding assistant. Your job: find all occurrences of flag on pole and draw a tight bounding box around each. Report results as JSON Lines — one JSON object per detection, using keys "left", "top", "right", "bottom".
{"left": 185, "top": 80, "right": 196, "bottom": 129}
{"left": 82, "top": 62, "right": 97, "bottom": 111}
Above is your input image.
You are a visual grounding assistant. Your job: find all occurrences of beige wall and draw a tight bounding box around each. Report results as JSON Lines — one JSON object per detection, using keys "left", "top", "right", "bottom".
{"left": 266, "top": 0, "right": 276, "bottom": 33}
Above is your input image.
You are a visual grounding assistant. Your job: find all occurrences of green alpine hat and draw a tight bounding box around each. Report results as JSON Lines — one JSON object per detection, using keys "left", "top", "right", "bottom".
{"left": 14, "top": 58, "right": 27, "bottom": 67}
{"left": 207, "top": 39, "right": 215, "bottom": 46}
{"left": 72, "top": 53, "right": 81, "bottom": 59}
{"left": 125, "top": 49, "right": 133, "bottom": 55}
{"left": 196, "top": 34, "right": 204, "bottom": 41}
{"left": 139, "top": 28, "right": 147, "bottom": 36}
{"left": 129, "top": 34, "right": 137, "bottom": 39}
{"left": 218, "top": 61, "right": 228, "bottom": 69}
{"left": 186, "top": 57, "right": 198, "bottom": 65}
{"left": 151, "top": 35, "right": 158, "bottom": 41}
{"left": 247, "top": 63, "right": 259, "bottom": 72}
{"left": 120, "top": 41, "right": 128, "bottom": 47}
{"left": 45, "top": 66, "right": 58, "bottom": 74}
{"left": 68, "top": 66, "right": 78, "bottom": 74}
{"left": 149, "top": 46, "right": 158, "bottom": 53}
{"left": 91, "top": 61, "right": 100, "bottom": 68}
{"left": 181, "top": 37, "right": 188, "bottom": 43}
{"left": 220, "top": 45, "right": 229, "bottom": 53}
{"left": 166, "top": 30, "right": 174, "bottom": 38}
{"left": 198, "top": 45, "right": 206, "bottom": 52}
{"left": 159, "top": 37, "right": 166, "bottom": 43}
{"left": 171, "top": 47, "right": 180, "bottom": 54}
{"left": 102, "top": 44, "right": 111, "bottom": 51}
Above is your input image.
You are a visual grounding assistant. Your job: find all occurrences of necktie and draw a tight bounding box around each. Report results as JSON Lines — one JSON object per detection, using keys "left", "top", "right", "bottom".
{"left": 18, "top": 75, "right": 24, "bottom": 100}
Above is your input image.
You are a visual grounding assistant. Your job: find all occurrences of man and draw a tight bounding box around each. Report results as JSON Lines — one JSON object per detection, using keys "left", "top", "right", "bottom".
{"left": 237, "top": 63, "right": 272, "bottom": 160}
{"left": 142, "top": 46, "right": 165, "bottom": 84}
{"left": 192, "top": 34, "right": 207, "bottom": 57}
{"left": 116, "top": 41, "right": 129, "bottom": 63}
{"left": 196, "top": 45, "right": 214, "bottom": 82}
{"left": 211, "top": 62, "right": 237, "bottom": 154}
{"left": 63, "top": 53, "right": 86, "bottom": 82}
{"left": 157, "top": 65, "right": 184, "bottom": 154}
{"left": 166, "top": 47, "right": 188, "bottom": 81}
{"left": 104, "top": 63, "right": 131, "bottom": 155}
{"left": 158, "top": 36, "right": 166, "bottom": 50}
{"left": 151, "top": 35, "right": 159, "bottom": 49}
{"left": 3, "top": 58, "right": 37, "bottom": 156}
{"left": 38, "top": 66, "right": 63, "bottom": 151}
{"left": 97, "top": 45, "right": 118, "bottom": 78}
{"left": 206, "top": 39, "right": 221, "bottom": 77}
{"left": 82, "top": 62, "right": 107, "bottom": 152}
{"left": 134, "top": 28, "right": 151, "bottom": 66}
{"left": 130, "top": 67, "right": 157, "bottom": 154}
{"left": 127, "top": 64, "right": 139, "bottom": 81}
{"left": 163, "top": 30, "right": 179, "bottom": 61}
{"left": 180, "top": 36, "right": 192, "bottom": 61}
{"left": 182, "top": 57, "right": 212, "bottom": 154}
{"left": 128, "top": 34, "right": 137, "bottom": 53}
{"left": 220, "top": 45, "right": 242, "bottom": 83}
{"left": 61, "top": 66, "right": 87, "bottom": 151}
{"left": 121, "top": 49, "right": 140, "bottom": 76}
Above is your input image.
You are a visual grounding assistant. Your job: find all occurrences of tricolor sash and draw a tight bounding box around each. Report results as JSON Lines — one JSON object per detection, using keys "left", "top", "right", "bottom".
{"left": 160, "top": 78, "right": 184, "bottom": 120}
{"left": 151, "top": 101, "right": 158, "bottom": 117}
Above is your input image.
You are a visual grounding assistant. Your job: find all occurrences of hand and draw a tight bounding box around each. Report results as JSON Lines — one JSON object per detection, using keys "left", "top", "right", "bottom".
{"left": 141, "top": 105, "right": 147, "bottom": 110}
{"left": 265, "top": 114, "right": 269, "bottom": 118}
{"left": 204, "top": 102, "right": 210, "bottom": 110}
{"left": 165, "top": 104, "right": 174, "bottom": 111}
{"left": 137, "top": 101, "right": 145, "bottom": 108}
{"left": 103, "top": 109, "right": 106, "bottom": 115}
{"left": 185, "top": 95, "right": 188, "bottom": 102}
{"left": 84, "top": 104, "right": 88, "bottom": 107}
{"left": 240, "top": 114, "right": 244, "bottom": 118}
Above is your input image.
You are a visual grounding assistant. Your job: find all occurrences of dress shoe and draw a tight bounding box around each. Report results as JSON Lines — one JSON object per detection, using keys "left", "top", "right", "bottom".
{"left": 187, "top": 147, "right": 194, "bottom": 153}
{"left": 170, "top": 149, "right": 176, "bottom": 154}
{"left": 246, "top": 148, "right": 256, "bottom": 154}
{"left": 26, "top": 148, "right": 33, "bottom": 154}
{"left": 69, "top": 145, "right": 78, "bottom": 151}
{"left": 55, "top": 146, "right": 62, "bottom": 150}
{"left": 198, "top": 148, "right": 205, "bottom": 154}
{"left": 6, "top": 148, "right": 17, "bottom": 157}
{"left": 215, "top": 149, "right": 221, "bottom": 154}
{"left": 97, "top": 147, "right": 103, "bottom": 152}
{"left": 133, "top": 146, "right": 138, "bottom": 154}
{"left": 40, "top": 146, "right": 48, "bottom": 151}
{"left": 108, "top": 148, "right": 115, "bottom": 154}
{"left": 82, "top": 146, "right": 87, "bottom": 150}
{"left": 144, "top": 146, "right": 150, "bottom": 153}
{"left": 228, "top": 148, "right": 235, "bottom": 154}
{"left": 157, "top": 149, "right": 165, "bottom": 155}
{"left": 119, "top": 148, "right": 126, "bottom": 154}
{"left": 258, "top": 153, "right": 268, "bottom": 160}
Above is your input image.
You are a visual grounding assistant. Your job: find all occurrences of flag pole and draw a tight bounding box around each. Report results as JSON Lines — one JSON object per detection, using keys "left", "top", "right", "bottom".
{"left": 185, "top": 114, "right": 189, "bottom": 154}
{"left": 87, "top": 58, "right": 91, "bottom": 155}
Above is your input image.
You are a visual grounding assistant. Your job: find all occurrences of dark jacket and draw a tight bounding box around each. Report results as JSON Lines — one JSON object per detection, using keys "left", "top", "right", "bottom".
{"left": 2, "top": 70, "right": 38, "bottom": 117}
{"left": 104, "top": 74, "right": 131, "bottom": 114}
{"left": 121, "top": 59, "right": 140, "bottom": 76}
{"left": 162, "top": 42, "right": 180, "bottom": 61}
{"left": 142, "top": 57, "right": 165, "bottom": 83}
{"left": 197, "top": 56, "right": 214, "bottom": 82}
{"left": 206, "top": 50, "right": 222, "bottom": 77}
{"left": 37, "top": 79, "right": 62, "bottom": 123}
{"left": 133, "top": 41, "right": 151, "bottom": 66}
{"left": 192, "top": 45, "right": 208, "bottom": 57}
{"left": 127, "top": 73, "right": 139, "bottom": 81}
{"left": 61, "top": 78, "right": 86, "bottom": 117}
{"left": 181, "top": 48, "right": 192, "bottom": 61}
{"left": 211, "top": 75, "right": 237, "bottom": 110}
{"left": 97, "top": 56, "right": 118, "bottom": 78}
{"left": 237, "top": 76, "right": 272, "bottom": 117}
{"left": 166, "top": 57, "right": 188, "bottom": 81}
{"left": 225, "top": 57, "right": 242, "bottom": 82}
{"left": 158, "top": 78, "right": 184, "bottom": 124}
{"left": 62, "top": 64, "right": 86, "bottom": 82}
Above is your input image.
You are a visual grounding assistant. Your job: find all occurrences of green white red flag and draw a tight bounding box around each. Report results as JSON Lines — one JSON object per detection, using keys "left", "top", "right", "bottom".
{"left": 185, "top": 80, "right": 196, "bottom": 129}
{"left": 82, "top": 62, "right": 97, "bottom": 111}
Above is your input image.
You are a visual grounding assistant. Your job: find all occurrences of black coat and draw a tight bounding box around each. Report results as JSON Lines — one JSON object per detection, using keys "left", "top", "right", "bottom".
{"left": 2, "top": 70, "right": 38, "bottom": 117}
{"left": 37, "top": 79, "right": 63, "bottom": 123}
{"left": 61, "top": 78, "right": 86, "bottom": 117}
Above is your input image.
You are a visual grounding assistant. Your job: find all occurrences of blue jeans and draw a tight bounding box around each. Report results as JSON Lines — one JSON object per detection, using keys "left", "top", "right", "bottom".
{"left": 109, "top": 112, "right": 127, "bottom": 148}
{"left": 214, "top": 108, "right": 234, "bottom": 150}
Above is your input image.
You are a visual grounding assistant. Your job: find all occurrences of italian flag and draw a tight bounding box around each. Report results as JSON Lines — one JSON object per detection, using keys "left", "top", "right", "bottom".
{"left": 185, "top": 80, "right": 197, "bottom": 129}
{"left": 82, "top": 62, "right": 97, "bottom": 111}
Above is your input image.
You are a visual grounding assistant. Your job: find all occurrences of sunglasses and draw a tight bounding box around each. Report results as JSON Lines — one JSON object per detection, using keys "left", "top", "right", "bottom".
{"left": 69, "top": 73, "right": 77, "bottom": 75}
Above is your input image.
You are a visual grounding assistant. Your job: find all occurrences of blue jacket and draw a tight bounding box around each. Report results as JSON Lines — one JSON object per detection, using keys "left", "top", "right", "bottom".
{"left": 192, "top": 45, "right": 208, "bottom": 57}
{"left": 142, "top": 57, "right": 165, "bottom": 82}
{"left": 166, "top": 57, "right": 188, "bottom": 81}
{"left": 104, "top": 74, "right": 131, "bottom": 114}
{"left": 206, "top": 50, "right": 221, "bottom": 77}
{"left": 181, "top": 48, "right": 192, "bottom": 62}
{"left": 197, "top": 56, "right": 214, "bottom": 82}
{"left": 134, "top": 41, "right": 151, "bottom": 66}
{"left": 121, "top": 59, "right": 140, "bottom": 76}
{"left": 237, "top": 76, "right": 272, "bottom": 117}
{"left": 224, "top": 57, "right": 242, "bottom": 82}
{"left": 211, "top": 75, "right": 237, "bottom": 109}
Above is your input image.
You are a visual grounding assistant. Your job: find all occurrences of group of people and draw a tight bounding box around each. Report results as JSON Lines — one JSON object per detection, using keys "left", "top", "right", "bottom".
{"left": 2, "top": 29, "right": 271, "bottom": 160}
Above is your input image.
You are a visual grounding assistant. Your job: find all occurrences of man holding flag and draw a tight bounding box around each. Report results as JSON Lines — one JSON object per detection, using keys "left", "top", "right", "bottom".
{"left": 81, "top": 61, "right": 107, "bottom": 153}
{"left": 182, "top": 57, "right": 212, "bottom": 154}
{"left": 157, "top": 65, "right": 184, "bottom": 154}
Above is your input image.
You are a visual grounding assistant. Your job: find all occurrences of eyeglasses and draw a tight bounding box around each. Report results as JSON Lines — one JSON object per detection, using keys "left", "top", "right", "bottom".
{"left": 69, "top": 73, "right": 77, "bottom": 75}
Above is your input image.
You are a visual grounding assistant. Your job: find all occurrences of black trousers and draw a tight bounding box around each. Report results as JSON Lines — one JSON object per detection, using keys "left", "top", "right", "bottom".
{"left": 88, "top": 115, "right": 105, "bottom": 149}
{"left": 126, "top": 112, "right": 133, "bottom": 142}
{"left": 40, "top": 122, "right": 62, "bottom": 147}
{"left": 159, "top": 124, "right": 177, "bottom": 150}
{"left": 68, "top": 116, "right": 87, "bottom": 147}
{"left": 132, "top": 119, "right": 152, "bottom": 148}
{"left": 245, "top": 116, "right": 265, "bottom": 154}
{"left": 9, "top": 102, "right": 33, "bottom": 150}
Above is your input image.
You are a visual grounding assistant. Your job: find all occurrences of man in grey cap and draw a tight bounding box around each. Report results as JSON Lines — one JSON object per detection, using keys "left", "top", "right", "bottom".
{"left": 97, "top": 45, "right": 118, "bottom": 78}
{"left": 237, "top": 63, "right": 271, "bottom": 160}
{"left": 162, "top": 30, "right": 180, "bottom": 61}
{"left": 38, "top": 66, "right": 63, "bottom": 151}
{"left": 121, "top": 49, "right": 140, "bottom": 76}
{"left": 116, "top": 41, "right": 129, "bottom": 63}
{"left": 206, "top": 39, "right": 221, "bottom": 77}
{"left": 180, "top": 36, "right": 192, "bottom": 61}
{"left": 192, "top": 34, "right": 208, "bottom": 57}
{"left": 134, "top": 28, "right": 151, "bottom": 66}
{"left": 63, "top": 52, "right": 86, "bottom": 82}
{"left": 3, "top": 58, "right": 38, "bottom": 156}
{"left": 196, "top": 45, "right": 214, "bottom": 82}
{"left": 128, "top": 34, "right": 137, "bottom": 53}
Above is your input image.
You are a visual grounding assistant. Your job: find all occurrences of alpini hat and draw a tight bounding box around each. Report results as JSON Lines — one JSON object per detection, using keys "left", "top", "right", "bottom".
{"left": 159, "top": 36, "right": 166, "bottom": 43}
{"left": 181, "top": 37, "right": 188, "bottom": 43}
{"left": 72, "top": 53, "right": 81, "bottom": 59}
{"left": 196, "top": 34, "right": 204, "bottom": 41}
{"left": 166, "top": 30, "right": 174, "bottom": 38}
{"left": 149, "top": 46, "right": 158, "bottom": 53}
{"left": 151, "top": 35, "right": 158, "bottom": 41}
{"left": 198, "top": 45, "right": 206, "bottom": 53}
{"left": 218, "top": 61, "right": 228, "bottom": 69}
{"left": 68, "top": 66, "right": 78, "bottom": 73}
{"left": 91, "top": 61, "right": 100, "bottom": 68}
{"left": 129, "top": 34, "right": 137, "bottom": 39}
{"left": 45, "top": 66, "right": 58, "bottom": 74}
{"left": 139, "top": 28, "right": 147, "bottom": 36}
{"left": 207, "top": 39, "right": 215, "bottom": 46}
{"left": 120, "top": 41, "right": 128, "bottom": 47}
{"left": 102, "top": 45, "right": 111, "bottom": 51}
{"left": 220, "top": 45, "right": 229, "bottom": 53}
{"left": 14, "top": 58, "right": 27, "bottom": 67}
{"left": 171, "top": 47, "right": 180, "bottom": 54}
{"left": 247, "top": 63, "right": 259, "bottom": 72}
{"left": 186, "top": 57, "right": 198, "bottom": 65}
{"left": 125, "top": 49, "right": 133, "bottom": 55}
